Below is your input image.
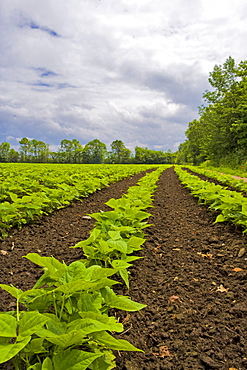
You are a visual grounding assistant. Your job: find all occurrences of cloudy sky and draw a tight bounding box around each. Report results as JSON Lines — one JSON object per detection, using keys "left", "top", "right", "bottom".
{"left": 1, "top": 0, "right": 247, "bottom": 153}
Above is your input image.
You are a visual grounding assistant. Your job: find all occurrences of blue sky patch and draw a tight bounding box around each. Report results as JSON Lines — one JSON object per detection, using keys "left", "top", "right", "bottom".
{"left": 33, "top": 68, "right": 58, "bottom": 78}
{"left": 21, "top": 19, "right": 61, "bottom": 37}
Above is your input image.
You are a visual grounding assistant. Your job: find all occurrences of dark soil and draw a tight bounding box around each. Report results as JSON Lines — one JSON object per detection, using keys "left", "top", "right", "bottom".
{"left": 1, "top": 167, "right": 247, "bottom": 370}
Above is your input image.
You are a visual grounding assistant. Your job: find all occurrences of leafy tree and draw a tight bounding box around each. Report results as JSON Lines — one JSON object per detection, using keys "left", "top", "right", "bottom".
{"left": 8, "top": 148, "right": 19, "bottom": 162}
{"left": 83, "top": 139, "right": 107, "bottom": 164}
{"left": 108, "top": 140, "right": 132, "bottom": 163}
{"left": 19, "top": 138, "right": 31, "bottom": 162}
{"left": 58, "top": 139, "right": 83, "bottom": 163}
{"left": 134, "top": 146, "right": 175, "bottom": 164}
{"left": 0, "top": 142, "right": 10, "bottom": 162}
{"left": 202, "top": 56, "right": 237, "bottom": 104}
{"left": 180, "top": 56, "right": 247, "bottom": 167}
{"left": 29, "top": 139, "right": 50, "bottom": 162}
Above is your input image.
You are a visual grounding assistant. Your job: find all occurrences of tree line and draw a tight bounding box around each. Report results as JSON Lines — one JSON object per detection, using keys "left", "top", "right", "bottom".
{"left": 0, "top": 138, "right": 175, "bottom": 164}
{"left": 177, "top": 56, "right": 247, "bottom": 167}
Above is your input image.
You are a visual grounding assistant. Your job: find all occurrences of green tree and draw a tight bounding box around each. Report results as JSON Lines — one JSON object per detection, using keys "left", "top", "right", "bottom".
{"left": 0, "top": 142, "right": 10, "bottom": 162}
{"left": 83, "top": 139, "right": 107, "bottom": 164}
{"left": 19, "top": 138, "right": 31, "bottom": 162}
{"left": 134, "top": 146, "right": 174, "bottom": 164}
{"left": 8, "top": 148, "right": 19, "bottom": 162}
{"left": 182, "top": 56, "right": 247, "bottom": 166}
{"left": 108, "top": 140, "right": 132, "bottom": 163}
{"left": 202, "top": 56, "right": 237, "bottom": 104}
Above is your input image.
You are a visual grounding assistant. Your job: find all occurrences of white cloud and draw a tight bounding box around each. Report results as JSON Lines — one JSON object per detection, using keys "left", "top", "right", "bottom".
{"left": 0, "top": 0, "right": 247, "bottom": 152}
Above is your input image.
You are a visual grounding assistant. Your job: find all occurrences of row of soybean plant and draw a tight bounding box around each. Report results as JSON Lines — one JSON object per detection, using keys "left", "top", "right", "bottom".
{"left": 0, "top": 166, "right": 167, "bottom": 370}
{"left": 175, "top": 166, "right": 247, "bottom": 233}
{"left": 0, "top": 164, "right": 155, "bottom": 237}
{"left": 183, "top": 165, "right": 247, "bottom": 194}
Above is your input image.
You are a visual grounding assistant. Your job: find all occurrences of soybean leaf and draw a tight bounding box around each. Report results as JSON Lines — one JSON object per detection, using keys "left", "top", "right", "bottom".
{"left": 0, "top": 336, "right": 31, "bottom": 363}
{"left": 27, "top": 364, "right": 42, "bottom": 370}
{"left": 53, "top": 278, "right": 117, "bottom": 294}
{"left": 0, "top": 314, "right": 17, "bottom": 337}
{"left": 85, "top": 265, "right": 118, "bottom": 281}
{"left": 52, "top": 348, "right": 102, "bottom": 370}
{"left": 215, "top": 214, "right": 226, "bottom": 223}
{"left": 89, "top": 350, "right": 116, "bottom": 370}
{"left": 107, "top": 239, "right": 128, "bottom": 254}
{"left": 77, "top": 293, "right": 102, "bottom": 313}
{"left": 20, "top": 288, "right": 53, "bottom": 311}
{"left": 71, "top": 312, "right": 123, "bottom": 333}
{"left": 42, "top": 357, "right": 53, "bottom": 370}
{"left": 92, "top": 331, "right": 143, "bottom": 351}
{"left": 23, "top": 337, "right": 47, "bottom": 355}
{"left": 101, "top": 287, "right": 146, "bottom": 312}
{"left": 0, "top": 284, "right": 23, "bottom": 299}
{"left": 119, "top": 268, "right": 129, "bottom": 288}
{"left": 111, "top": 260, "right": 131, "bottom": 269}
{"left": 42, "top": 330, "right": 87, "bottom": 348}
{"left": 66, "top": 261, "right": 87, "bottom": 281}
{"left": 46, "top": 319, "right": 67, "bottom": 336}
{"left": 24, "top": 254, "right": 66, "bottom": 280}
{"left": 18, "top": 311, "right": 51, "bottom": 338}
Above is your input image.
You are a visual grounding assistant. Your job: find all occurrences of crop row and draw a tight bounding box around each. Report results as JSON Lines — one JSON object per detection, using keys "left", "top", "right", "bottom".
{"left": 175, "top": 166, "right": 247, "bottom": 233}
{"left": 184, "top": 165, "right": 247, "bottom": 194}
{"left": 0, "top": 166, "right": 166, "bottom": 369}
{"left": 0, "top": 163, "right": 157, "bottom": 237}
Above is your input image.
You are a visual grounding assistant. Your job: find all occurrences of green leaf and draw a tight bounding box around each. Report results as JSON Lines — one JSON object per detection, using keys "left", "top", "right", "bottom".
{"left": 77, "top": 293, "right": 102, "bottom": 313}
{"left": 0, "top": 336, "right": 31, "bottom": 363}
{"left": 46, "top": 318, "right": 67, "bottom": 336}
{"left": 108, "top": 230, "right": 121, "bottom": 240}
{"left": 24, "top": 253, "right": 66, "bottom": 278}
{"left": 42, "top": 357, "right": 53, "bottom": 370}
{"left": 101, "top": 287, "right": 146, "bottom": 312}
{"left": 53, "top": 349, "right": 102, "bottom": 370}
{"left": 111, "top": 260, "right": 131, "bottom": 269}
{"left": 90, "top": 350, "right": 116, "bottom": 370}
{"left": 215, "top": 214, "right": 226, "bottom": 223}
{"left": 128, "top": 236, "right": 145, "bottom": 250}
{"left": 54, "top": 278, "right": 117, "bottom": 294}
{"left": 85, "top": 266, "right": 118, "bottom": 281}
{"left": 18, "top": 311, "right": 50, "bottom": 338}
{"left": 92, "top": 331, "right": 143, "bottom": 351}
{"left": 104, "top": 198, "right": 118, "bottom": 209}
{"left": 119, "top": 268, "right": 129, "bottom": 288}
{"left": 0, "top": 314, "right": 17, "bottom": 337}
{"left": 27, "top": 363, "right": 42, "bottom": 370}
{"left": 21, "top": 289, "right": 53, "bottom": 311}
{"left": 44, "top": 330, "right": 87, "bottom": 348}
{"left": 67, "top": 261, "right": 87, "bottom": 281}
{"left": 0, "top": 284, "right": 23, "bottom": 299}
{"left": 23, "top": 337, "right": 47, "bottom": 355}
{"left": 108, "top": 295, "right": 146, "bottom": 312}
{"left": 9, "top": 192, "right": 18, "bottom": 203}
{"left": 107, "top": 239, "right": 128, "bottom": 254}
{"left": 71, "top": 312, "right": 123, "bottom": 333}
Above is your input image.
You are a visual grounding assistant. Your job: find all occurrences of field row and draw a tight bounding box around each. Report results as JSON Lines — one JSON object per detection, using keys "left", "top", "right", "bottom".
{"left": 0, "top": 167, "right": 166, "bottom": 369}
{"left": 175, "top": 166, "right": 247, "bottom": 233}
{"left": 184, "top": 165, "right": 247, "bottom": 194}
{"left": 0, "top": 164, "right": 158, "bottom": 237}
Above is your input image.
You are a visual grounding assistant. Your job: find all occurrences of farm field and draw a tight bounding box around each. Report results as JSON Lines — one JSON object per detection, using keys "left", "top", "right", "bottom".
{"left": 0, "top": 166, "right": 247, "bottom": 369}
{"left": 0, "top": 163, "right": 156, "bottom": 237}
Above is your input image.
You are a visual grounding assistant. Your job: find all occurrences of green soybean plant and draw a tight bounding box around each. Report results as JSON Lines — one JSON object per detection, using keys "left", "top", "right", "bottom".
{"left": 73, "top": 167, "right": 166, "bottom": 287}
{"left": 0, "top": 253, "right": 146, "bottom": 370}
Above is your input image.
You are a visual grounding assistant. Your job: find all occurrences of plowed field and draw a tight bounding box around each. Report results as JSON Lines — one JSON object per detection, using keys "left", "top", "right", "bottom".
{"left": 1, "top": 167, "right": 246, "bottom": 370}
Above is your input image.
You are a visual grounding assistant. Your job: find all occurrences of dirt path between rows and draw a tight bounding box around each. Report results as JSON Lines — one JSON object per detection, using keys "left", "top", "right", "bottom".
{"left": 1, "top": 167, "right": 247, "bottom": 370}
{"left": 203, "top": 168, "right": 247, "bottom": 183}
{"left": 115, "top": 167, "right": 247, "bottom": 370}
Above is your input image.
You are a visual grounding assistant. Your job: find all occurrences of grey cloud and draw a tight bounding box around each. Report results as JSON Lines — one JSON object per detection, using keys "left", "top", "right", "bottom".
{"left": 1, "top": 0, "right": 247, "bottom": 153}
